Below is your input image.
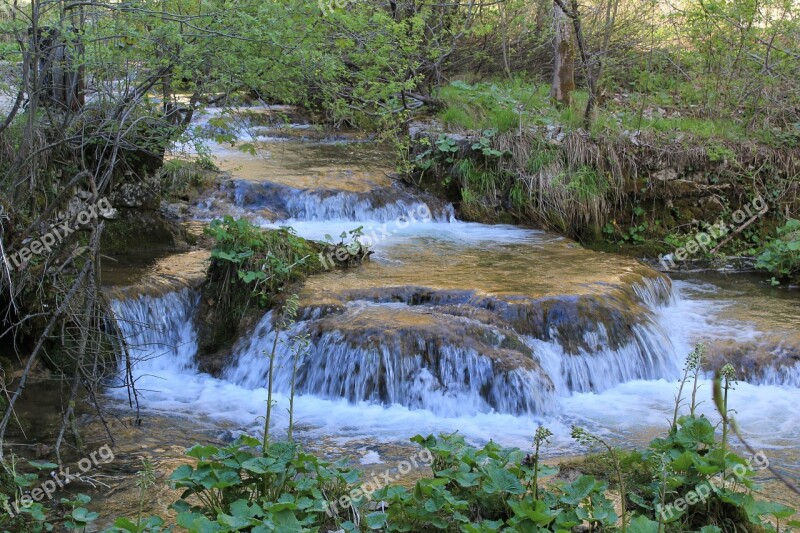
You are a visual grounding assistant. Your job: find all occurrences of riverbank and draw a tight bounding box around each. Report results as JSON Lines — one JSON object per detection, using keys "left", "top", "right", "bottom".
{"left": 404, "top": 102, "right": 800, "bottom": 284}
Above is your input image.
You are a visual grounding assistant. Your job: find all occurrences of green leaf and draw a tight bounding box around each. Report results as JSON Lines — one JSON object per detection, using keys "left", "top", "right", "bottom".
{"left": 452, "top": 470, "right": 482, "bottom": 487}
{"left": 170, "top": 464, "right": 194, "bottom": 482}
{"left": 366, "top": 512, "right": 388, "bottom": 529}
{"left": 186, "top": 445, "right": 222, "bottom": 459}
{"left": 629, "top": 492, "right": 652, "bottom": 511}
{"left": 14, "top": 474, "right": 33, "bottom": 487}
{"left": 462, "top": 520, "right": 504, "bottom": 532}
{"left": 483, "top": 465, "right": 524, "bottom": 494}
{"left": 271, "top": 508, "right": 303, "bottom": 532}
{"left": 71, "top": 507, "right": 99, "bottom": 523}
{"left": 230, "top": 499, "right": 264, "bottom": 519}
{"left": 112, "top": 517, "right": 139, "bottom": 532}
{"left": 28, "top": 460, "right": 58, "bottom": 470}
{"left": 743, "top": 498, "right": 796, "bottom": 522}
{"left": 670, "top": 450, "right": 696, "bottom": 471}
{"left": 508, "top": 499, "right": 556, "bottom": 526}
{"left": 674, "top": 416, "right": 716, "bottom": 446}
{"left": 240, "top": 457, "right": 276, "bottom": 476}
{"left": 218, "top": 512, "right": 254, "bottom": 529}
{"left": 238, "top": 270, "right": 267, "bottom": 283}
{"left": 627, "top": 515, "right": 660, "bottom": 533}
{"left": 238, "top": 142, "right": 257, "bottom": 155}
{"left": 560, "top": 475, "right": 596, "bottom": 505}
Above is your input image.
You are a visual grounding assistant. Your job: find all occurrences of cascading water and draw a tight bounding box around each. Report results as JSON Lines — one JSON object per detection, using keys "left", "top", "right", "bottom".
{"left": 107, "top": 261, "right": 800, "bottom": 452}
{"left": 223, "top": 302, "right": 560, "bottom": 417}
{"left": 110, "top": 288, "right": 199, "bottom": 376}
{"left": 227, "top": 179, "right": 455, "bottom": 223}
{"left": 107, "top": 108, "right": 800, "bottom": 456}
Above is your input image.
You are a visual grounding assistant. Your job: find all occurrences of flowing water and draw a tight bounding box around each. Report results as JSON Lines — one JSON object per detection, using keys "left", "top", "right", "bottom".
{"left": 106, "top": 108, "right": 800, "bottom": 481}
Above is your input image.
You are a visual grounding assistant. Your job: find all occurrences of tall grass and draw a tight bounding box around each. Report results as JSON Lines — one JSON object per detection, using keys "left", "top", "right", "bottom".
{"left": 436, "top": 79, "right": 754, "bottom": 142}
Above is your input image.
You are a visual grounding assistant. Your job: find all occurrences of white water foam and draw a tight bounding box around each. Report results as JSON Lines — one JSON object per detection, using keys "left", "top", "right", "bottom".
{"left": 107, "top": 272, "right": 800, "bottom": 457}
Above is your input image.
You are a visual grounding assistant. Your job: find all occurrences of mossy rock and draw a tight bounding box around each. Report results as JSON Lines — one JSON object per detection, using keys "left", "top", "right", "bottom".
{"left": 196, "top": 221, "right": 370, "bottom": 360}
{"left": 100, "top": 209, "right": 193, "bottom": 256}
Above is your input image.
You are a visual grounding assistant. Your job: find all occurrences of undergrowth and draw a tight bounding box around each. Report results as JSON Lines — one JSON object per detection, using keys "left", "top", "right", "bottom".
{"left": 755, "top": 219, "right": 800, "bottom": 285}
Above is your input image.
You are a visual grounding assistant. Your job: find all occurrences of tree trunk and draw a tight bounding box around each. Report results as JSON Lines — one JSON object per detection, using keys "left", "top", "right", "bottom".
{"left": 550, "top": 2, "right": 575, "bottom": 106}
{"left": 28, "top": 27, "right": 84, "bottom": 112}
{"left": 500, "top": 1, "right": 513, "bottom": 80}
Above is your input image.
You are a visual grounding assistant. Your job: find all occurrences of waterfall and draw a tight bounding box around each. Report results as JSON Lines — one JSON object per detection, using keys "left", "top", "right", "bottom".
{"left": 107, "top": 271, "right": 799, "bottom": 423}
{"left": 755, "top": 364, "right": 800, "bottom": 387}
{"left": 104, "top": 111, "right": 800, "bottom": 452}
{"left": 110, "top": 288, "right": 199, "bottom": 375}
{"left": 227, "top": 180, "right": 455, "bottom": 223}
{"left": 223, "top": 308, "right": 559, "bottom": 417}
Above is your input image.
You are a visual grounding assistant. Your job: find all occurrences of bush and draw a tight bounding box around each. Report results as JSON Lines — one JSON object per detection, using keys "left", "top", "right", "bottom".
{"left": 755, "top": 219, "right": 800, "bottom": 284}
{"left": 168, "top": 436, "right": 358, "bottom": 532}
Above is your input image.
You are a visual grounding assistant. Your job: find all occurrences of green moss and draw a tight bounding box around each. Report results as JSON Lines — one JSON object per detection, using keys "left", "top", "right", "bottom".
{"left": 100, "top": 211, "right": 192, "bottom": 255}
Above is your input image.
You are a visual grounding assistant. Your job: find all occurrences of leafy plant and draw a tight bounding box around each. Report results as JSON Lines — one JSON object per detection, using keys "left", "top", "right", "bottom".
{"left": 755, "top": 219, "right": 800, "bottom": 284}
{"left": 605, "top": 206, "right": 650, "bottom": 245}
{"left": 168, "top": 435, "right": 358, "bottom": 532}
{"left": 706, "top": 143, "right": 735, "bottom": 163}
{"left": 413, "top": 137, "right": 436, "bottom": 172}
{"left": 320, "top": 226, "right": 370, "bottom": 270}
{"left": 0, "top": 455, "right": 54, "bottom": 531}
{"left": 0, "top": 455, "right": 105, "bottom": 533}
{"left": 471, "top": 129, "right": 505, "bottom": 158}
{"left": 435, "top": 134, "right": 460, "bottom": 164}
{"left": 204, "top": 216, "right": 320, "bottom": 308}
{"left": 571, "top": 427, "right": 627, "bottom": 533}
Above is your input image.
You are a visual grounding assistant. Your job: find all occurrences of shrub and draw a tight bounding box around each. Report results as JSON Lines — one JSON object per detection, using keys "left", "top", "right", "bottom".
{"left": 755, "top": 219, "right": 800, "bottom": 284}
{"left": 168, "top": 436, "right": 358, "bottom": 532}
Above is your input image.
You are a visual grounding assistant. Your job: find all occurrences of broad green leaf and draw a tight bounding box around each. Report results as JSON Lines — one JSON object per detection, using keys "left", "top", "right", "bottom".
{"left": 560, "top": 475, "right": 596, "bottom": 505}
{"left": 483, "top": 465, "right": 524, "bottom": 494}
{"left": 627, "top": 515, "right": 660, "bottom": 533}
{"left": 366, "top": 512, "right": 388, "bottom": 529}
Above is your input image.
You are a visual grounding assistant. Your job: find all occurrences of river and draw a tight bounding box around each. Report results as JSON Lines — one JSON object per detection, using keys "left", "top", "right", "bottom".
{"left": 104, "top": 107, "right": 800, "bottom": 505}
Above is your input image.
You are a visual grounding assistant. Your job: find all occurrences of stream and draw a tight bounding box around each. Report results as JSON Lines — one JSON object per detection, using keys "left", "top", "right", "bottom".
{"left": 104, "top": 107, "right": 800, "bottom": 502}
